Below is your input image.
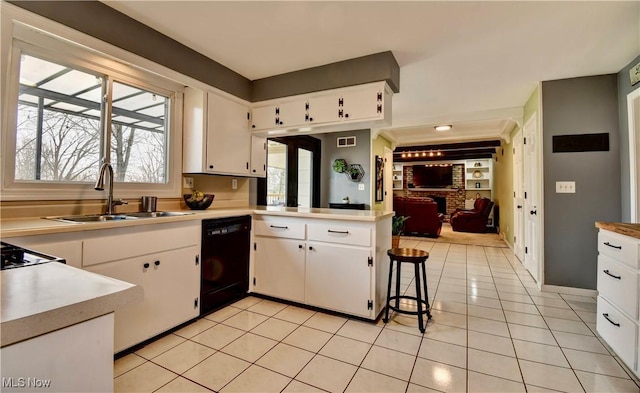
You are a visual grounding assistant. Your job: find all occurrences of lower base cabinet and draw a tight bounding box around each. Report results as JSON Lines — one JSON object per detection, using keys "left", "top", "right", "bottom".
{"left": 86, "top": 246, "right": 200, "bottom": 353}
{"left": 252, "top": 214, "right": 391, "bottom": 319}
{"left": 305, "top": 243, "right": 372, "bottom": 317}
{"left": 1, "top": 314, "right": 114, "bottom": 393}
{"left": 253, "top": 237, "right": 305, "bottom": 303}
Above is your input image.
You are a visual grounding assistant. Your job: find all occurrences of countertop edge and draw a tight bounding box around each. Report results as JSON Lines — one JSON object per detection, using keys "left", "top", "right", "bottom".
{"left": 1, "top": 266, "right": 143, "bottom": 347}
{"left": 595, "top": 222, "right": 640, "bottom": 240}
{"left": 1, "top": 207, "right": 394, "bottom": 237}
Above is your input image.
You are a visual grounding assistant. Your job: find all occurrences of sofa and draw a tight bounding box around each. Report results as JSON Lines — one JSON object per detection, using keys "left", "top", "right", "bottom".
{"left": 450, "top": 197, "right": 494, "bottom": 233}
{"left": 393, "top": 196, "right": 444, "bottom": 237}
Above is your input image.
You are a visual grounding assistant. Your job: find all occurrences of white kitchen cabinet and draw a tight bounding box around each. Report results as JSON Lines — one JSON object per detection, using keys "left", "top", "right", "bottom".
{"left": 254, "top": 236, "right": 305, "bottom": 303}
{"left": 250, "top": 101, "right": 306, "bottom": 131}
{"left": 306, "top": 243, "right": 372, "bottom": 317}
{"left": 596, "top": 228, "right": 640, "bottom": 377}
{"left": 1, "top": 314, "right": 114, "bottom": 393}
{"left": 85, "top": 245, "right": 200, "bottom": 352}
{"left": 183, "top": 87, "right": 252, "bottom": 176}
{"left": 251, "top": 214, "right": 391, "bottom": 319}
{"left": 249, "top": 81, "right": 392, "bottom": 135}
{"left": 7, "top": 235, "right": 82, "bottom": 268}
{"left": 339, "top": 84, "right": 386, "bottom": 122}
{"left": 250, "top": 135, "right": 267, "bottom": 177}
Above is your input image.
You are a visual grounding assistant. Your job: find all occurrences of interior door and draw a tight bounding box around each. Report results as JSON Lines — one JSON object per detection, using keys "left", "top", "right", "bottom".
{"left": 523, "top": 115, "right": 541, "bottom": 284}
{"left": 513, "top": 129, "right": 525, "bottom": 262}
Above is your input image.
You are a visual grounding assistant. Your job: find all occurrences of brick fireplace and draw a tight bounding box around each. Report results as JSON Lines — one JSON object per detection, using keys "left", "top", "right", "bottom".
{"left": 396, "top": 164, "right": 466, "bottom": 216}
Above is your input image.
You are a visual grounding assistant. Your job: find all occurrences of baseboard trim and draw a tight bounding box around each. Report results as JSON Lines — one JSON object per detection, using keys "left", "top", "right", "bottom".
{"left": 541, "top": 284, "right": 598, "bottom": 297}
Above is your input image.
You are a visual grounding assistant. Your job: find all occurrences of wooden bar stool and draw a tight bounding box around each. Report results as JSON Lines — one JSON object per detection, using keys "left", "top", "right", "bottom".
{"left": 383, "top": 248, "right": 432, "bottom": 333}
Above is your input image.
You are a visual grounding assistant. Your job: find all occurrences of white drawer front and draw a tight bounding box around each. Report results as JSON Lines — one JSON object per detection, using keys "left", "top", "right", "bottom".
{"left": 597, "top": 297, "right": 638, "bottom": 371}
{"left": 83, "top": 222, "right": 199, "bottom": 267}
{"left": 308, "top": 223, "right": 371, "bottom": 247}
{"left": 598, "top": 230, "right": 639, "bottom": 269}
{"left": 254, "top": 219, "right": 305, "bottom": 239}
{"left": 597, "top": 255, "right": 639, "bottom": 320}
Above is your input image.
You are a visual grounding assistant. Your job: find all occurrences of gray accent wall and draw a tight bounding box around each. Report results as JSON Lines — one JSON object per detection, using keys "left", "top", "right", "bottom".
{"left": 617, "top": 54, "right": 640, "bottom": 222}
{"left": 9, "top": 1, "right": 399, "bottom": 102}
{"left": 542, "top": 75, "right": 620, "bottom": 289}
{"left": 252, "top": 52, "right": 400, "bottom": 101}
{"left": 320, "top": 130, "right": 371, "bottom": 209}
{"left": 7, "top": 1, "right": 253, "bottom": 101}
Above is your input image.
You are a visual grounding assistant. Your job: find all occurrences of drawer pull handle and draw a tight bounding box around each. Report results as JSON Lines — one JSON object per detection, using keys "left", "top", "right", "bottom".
{"left": 602, "top": 313, "right": 621, "bottom": 327}
{"left": 327, "top": 229, "right": 349, "bottom": 234}
{"left": 604, "top": 242, "right": 622, "bottom": 250}
{"left": 603, "top": 269, "right": 621, "bottom": 280}
{"left": 270, "top": 225, "right": 288, "bottom": 229}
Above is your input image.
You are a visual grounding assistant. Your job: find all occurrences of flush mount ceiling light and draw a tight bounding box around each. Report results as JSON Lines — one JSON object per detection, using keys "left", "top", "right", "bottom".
{"left": 434, "top": 125, "right": 452, "bottom": 132}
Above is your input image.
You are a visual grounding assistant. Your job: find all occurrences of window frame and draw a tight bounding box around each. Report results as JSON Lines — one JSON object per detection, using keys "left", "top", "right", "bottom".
{"left": 1, "top": 16, "right": 184, "bottom": 201}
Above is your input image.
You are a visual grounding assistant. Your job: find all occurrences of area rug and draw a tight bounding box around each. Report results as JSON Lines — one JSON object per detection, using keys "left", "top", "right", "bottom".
{"left": 404, "top": 223, "right": 508, "bottom": 248}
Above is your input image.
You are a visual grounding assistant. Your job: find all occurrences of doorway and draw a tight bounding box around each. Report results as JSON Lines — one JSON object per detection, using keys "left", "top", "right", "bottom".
{"left": 383, "top": 146, "right": 393, "bottom": 212}
{"left": 628, "top": 87, "right": 640, "bottom": 222}
{"left": 258, "top": 135, "right": 321, "bottom": 208}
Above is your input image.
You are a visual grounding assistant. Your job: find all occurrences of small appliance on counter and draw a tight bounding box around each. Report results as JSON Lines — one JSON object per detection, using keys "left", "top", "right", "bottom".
{"left": 1, "top": 242, "right": 66, "bottom": 270}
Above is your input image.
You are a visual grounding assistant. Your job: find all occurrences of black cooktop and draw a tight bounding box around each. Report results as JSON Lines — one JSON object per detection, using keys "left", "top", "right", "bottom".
{"left": 1, "top": 242, "right": 66, "bottom": 270}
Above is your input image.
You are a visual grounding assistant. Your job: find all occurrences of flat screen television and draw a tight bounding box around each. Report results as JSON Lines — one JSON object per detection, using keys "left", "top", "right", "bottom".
{"left": 411, "top": 165, "right": 453, "bottom": 188}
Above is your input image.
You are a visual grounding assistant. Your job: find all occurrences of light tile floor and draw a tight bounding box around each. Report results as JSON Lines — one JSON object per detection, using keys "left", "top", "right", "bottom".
{"left": 114, "top": 240, "right": 640, "bottom": 393}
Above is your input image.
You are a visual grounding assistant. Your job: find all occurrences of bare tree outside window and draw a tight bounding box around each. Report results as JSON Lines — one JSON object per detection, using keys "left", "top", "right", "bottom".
{"left": 14, "top": 54, "right": 169, "bottom": 185}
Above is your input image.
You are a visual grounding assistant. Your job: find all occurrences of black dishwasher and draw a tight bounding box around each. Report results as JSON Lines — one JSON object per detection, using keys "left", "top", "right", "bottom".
{"left": 200, "top": 215, "right": 251, "bottom": 316}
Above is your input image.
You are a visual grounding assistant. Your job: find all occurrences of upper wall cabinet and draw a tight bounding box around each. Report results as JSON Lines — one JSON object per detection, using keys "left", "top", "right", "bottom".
{"left": 184, "top": 88, "right": 265, "bottom": 177}
{"left": 250, "top": 81, "right": 392, "bottom": 135}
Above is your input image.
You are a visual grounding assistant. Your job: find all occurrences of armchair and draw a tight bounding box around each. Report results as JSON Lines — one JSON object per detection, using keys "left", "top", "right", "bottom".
{"left": 394, "top": 196, "right": 443, "bottom": 237}
{"left": 450, "top": 197, "right": 494, "bottom": 233}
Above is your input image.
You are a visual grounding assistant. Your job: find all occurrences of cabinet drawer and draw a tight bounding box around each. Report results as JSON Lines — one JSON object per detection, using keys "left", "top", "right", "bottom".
{"left": 83, "top": 223, "right": 199, "bottom": 267}
{"left": 598, "top": 230, "right": 639, "bottom": 269}
{"left": 308, "top": 223, "right": 371, "bottom": 247}
{"left": 254, "top": 219, "right": 305, "bottom": 239}
{"left": 597, "top": 296, "right": 638, "bottom": 371}
{"left": 597, "top": 255, "right": 639, "bottom": 319}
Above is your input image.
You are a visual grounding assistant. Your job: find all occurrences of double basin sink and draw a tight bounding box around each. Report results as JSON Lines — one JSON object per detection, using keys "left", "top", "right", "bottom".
{"left": 48, "top": 211, "right": 194, "bottom": 223}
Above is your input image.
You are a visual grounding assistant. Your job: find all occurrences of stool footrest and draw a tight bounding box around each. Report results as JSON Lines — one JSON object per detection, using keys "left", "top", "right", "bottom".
{"left": 386, "top": 295, "right": 430, "bottom": 316}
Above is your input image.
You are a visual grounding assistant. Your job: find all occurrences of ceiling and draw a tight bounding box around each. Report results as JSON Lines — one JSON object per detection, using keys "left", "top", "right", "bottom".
{"left": 103, "top": 1, "right": 639, "bottom": 147}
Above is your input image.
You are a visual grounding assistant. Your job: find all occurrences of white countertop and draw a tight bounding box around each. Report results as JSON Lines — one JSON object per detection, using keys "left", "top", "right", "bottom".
{"left": 1, "top": 206, "right": 393, "bottom": 238}
{"left": 1, "top": 262, "right": 143, "bottom": 347}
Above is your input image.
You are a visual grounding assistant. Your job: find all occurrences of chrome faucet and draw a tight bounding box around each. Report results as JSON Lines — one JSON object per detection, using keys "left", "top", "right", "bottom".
{"left": 95, "top": 162, "right": 127, "bottom": 215}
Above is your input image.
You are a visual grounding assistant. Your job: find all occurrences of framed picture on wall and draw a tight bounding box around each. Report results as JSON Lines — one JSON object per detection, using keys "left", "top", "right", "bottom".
{"left": 375, "top": 155, "right": 384, "bottom": 202}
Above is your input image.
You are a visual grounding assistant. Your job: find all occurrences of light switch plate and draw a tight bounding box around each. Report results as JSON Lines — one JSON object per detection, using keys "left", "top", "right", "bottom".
{"left": 232, "top": 178, "right": 238, "bottom": 190}
{"left": 183, "top": 177, "right": 194, "bottom": 188}
{"left": 358, "top": 184, "right": 365, "bottom": 191}
{"left": 556, "top": 181, "right": 575, "bottom": 193}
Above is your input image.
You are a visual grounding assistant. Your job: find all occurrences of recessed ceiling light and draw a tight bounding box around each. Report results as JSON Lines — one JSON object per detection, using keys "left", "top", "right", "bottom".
{"left": 434, "top": 125, "right": 452, "bottom": 132}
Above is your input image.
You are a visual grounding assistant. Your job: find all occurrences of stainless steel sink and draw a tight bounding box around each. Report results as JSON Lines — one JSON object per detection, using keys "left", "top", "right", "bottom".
{"left": 125, "top": 211, "right": 195, "bottom": 218}
{"left": 47, "top": 211, "right": 194, "bottom": 223}
{"left": 49, "top": 214, "right": 135, "bottom": 223}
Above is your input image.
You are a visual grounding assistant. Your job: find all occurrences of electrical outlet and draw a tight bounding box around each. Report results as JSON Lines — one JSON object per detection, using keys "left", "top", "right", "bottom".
{"left": 555, "top": 181, "right": 575, "bottom": 193}
{"left": 232, "top": 178, "right": 238, "bottom": 190}
{"left": 183, "top": 177, "right": 194, "bottom": 188}
{"left": 358, "top": 184, "right": 365, "bottom": 191}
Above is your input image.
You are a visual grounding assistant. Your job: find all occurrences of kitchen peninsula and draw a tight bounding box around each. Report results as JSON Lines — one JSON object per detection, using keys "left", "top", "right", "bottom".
{"left": 1, "top": 207, "right": 393, "bottom": 356}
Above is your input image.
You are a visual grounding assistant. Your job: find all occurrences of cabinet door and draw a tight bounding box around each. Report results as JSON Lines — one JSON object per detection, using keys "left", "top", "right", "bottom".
{"left": 250, "top": 135, "right": 267, "bottom": 177}
{"left": 206, "top": 92, "right": 250, "bottom": 175}
{"left": 277, "top": 100, "right": 306, "bottom": 129}
{"left": 307, "top": 94, "right": 340, "bottom": 125}
{"left": 342, "top": 87, "right": 382, "bottom": 121}
{"left": 85, "top": 257, "right": 153, "bottom": 352}
{"left": 254, "top": 236, "right": 305, "bottom": 303}
{"left": 146, "top": 246, "right": 200, "bottom": 336}
{"left": 251, "top": 105, "right": 278, "bottom": 131}
{"left": 306, "top": 243, "right": 372, "bottom": 317}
